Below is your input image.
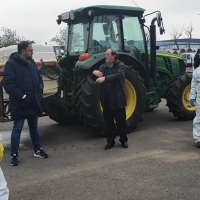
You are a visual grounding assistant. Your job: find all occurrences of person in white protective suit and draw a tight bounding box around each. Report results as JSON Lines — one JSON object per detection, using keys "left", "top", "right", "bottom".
{"left": 0, "top": 134, "right": 9, "bottom": 200}
{"left": 190, "top": 67, "right": 200, "bottom": 147}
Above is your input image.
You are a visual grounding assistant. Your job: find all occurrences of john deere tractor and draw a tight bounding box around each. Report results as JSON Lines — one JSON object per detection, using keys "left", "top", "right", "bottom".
{"left": 46, "top": 5, "right": 194, "bottom": 133}
{"left": 0, "top": 5, "right": 195, "bottom": 134}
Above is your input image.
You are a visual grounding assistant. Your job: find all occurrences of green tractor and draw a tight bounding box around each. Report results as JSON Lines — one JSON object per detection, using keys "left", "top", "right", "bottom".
{"left": 47, "top": 5, "right": 195, "bottom": 133}
{"left": 0, "top": 5, "right": 195, "bottom": 134}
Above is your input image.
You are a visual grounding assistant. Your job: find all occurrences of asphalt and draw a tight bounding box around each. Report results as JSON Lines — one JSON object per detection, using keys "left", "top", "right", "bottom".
{"left": 1, "top": 99, "right": 200, "bottom": 200}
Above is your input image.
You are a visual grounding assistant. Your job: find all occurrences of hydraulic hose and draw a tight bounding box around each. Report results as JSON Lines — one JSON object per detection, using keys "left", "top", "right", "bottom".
{"left": 40, "top": 64, "right": 62, "bottom": 80}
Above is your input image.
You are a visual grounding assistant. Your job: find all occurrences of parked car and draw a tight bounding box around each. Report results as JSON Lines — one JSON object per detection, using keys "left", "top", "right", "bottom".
{"left": 53, "top": 46, "right": 63, "bottom": 59}
{"left": 181, "top": 53, "right": 194, "bottom": 67}
{"left": 60, "top": 46, "right": 64, "bottom": 54}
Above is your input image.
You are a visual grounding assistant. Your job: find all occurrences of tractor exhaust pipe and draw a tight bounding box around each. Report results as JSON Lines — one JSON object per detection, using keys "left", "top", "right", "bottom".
{"left": 150, "top": 17, "right": 157, "bottom": 87}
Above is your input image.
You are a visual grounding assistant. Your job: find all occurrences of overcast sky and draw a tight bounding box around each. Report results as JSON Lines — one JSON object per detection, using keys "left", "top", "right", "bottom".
{"left": 1, "top": 0, "right": 200, "bottom": 45}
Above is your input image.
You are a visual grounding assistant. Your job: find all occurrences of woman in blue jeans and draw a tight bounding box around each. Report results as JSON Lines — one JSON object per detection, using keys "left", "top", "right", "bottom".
{"left": 3, "top": 41, "right": 48, "bottom": 166}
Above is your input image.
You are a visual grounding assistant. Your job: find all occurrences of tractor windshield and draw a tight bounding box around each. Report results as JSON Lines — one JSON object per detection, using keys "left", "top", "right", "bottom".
{"left": 89, "top": 15, "right": 122, "bottom": 53}
{"left": 88, "top": 15, "right": 145, "bottom": 62}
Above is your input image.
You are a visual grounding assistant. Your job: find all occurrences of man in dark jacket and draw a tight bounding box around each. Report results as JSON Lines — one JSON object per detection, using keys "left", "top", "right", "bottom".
{"left": 3, "top": 41, "right": 48, "bottom": 166}
{"left": 93, "top": 48, "right": 128, "bottom": 150}
{"left": 194, "top": 49, "right": 200, "bottom": 69}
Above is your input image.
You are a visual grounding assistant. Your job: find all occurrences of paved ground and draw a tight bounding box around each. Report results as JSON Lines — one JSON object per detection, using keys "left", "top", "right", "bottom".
{"left": 1, "top": 99, "right": 200, "bottom": 200}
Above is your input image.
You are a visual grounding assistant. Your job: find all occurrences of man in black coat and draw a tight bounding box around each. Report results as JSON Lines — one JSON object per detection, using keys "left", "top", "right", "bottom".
{"left": 3, "top": 41, "right": 48, "bottom": 166}
{"left": 93, "top": 48, "right": 128, "bottom": 150}
{"left": 194, "top": 49, "right": 200, "bottom": 69}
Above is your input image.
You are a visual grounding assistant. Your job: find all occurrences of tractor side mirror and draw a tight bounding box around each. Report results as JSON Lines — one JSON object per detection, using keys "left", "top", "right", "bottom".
{"left": 156, "top": 12, "right": 162, "bottom": 27}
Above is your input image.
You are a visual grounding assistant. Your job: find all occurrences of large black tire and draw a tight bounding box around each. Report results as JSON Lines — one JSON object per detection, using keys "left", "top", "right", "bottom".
{"left": 166, "top": 72, "right": 195, "bottom": 120}
{"left": 76, "top": 74, "right": 105, "bottom": 134}
{"left": 76, "top": 66, "right": 146, "bottom": 134}
{"left": 45, "top": 99, "right": 80, "bottom": 125}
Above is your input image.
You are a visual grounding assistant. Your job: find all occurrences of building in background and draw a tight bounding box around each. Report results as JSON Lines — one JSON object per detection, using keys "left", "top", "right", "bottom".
{"left": 156, "top": 38, "right": 200, "bottom": 54}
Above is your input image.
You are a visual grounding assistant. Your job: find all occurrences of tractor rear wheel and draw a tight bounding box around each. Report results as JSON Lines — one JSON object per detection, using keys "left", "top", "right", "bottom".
{"left": 166, "top": 72, "right": 195, "bottom": 120}
{"left": 77, "top": 66, "right": 146, "bottom": 134}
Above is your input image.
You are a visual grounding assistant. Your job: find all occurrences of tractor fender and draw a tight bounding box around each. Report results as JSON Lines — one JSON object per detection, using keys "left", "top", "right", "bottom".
{"left": 79, "top": 52, "right": 146, "bottom": 79}
{"left": 79, "top": 54, "right": 105, "bottom": 70}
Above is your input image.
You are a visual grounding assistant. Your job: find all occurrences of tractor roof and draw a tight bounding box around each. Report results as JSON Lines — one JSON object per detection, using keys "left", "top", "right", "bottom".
{"left": 75, "top": 5, "right": 145, "bottom": 13}
{"left": 58, "top": 5, "right": 145, "bottom": 24}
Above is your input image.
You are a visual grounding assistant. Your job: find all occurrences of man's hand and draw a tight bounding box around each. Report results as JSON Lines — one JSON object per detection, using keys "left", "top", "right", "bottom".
{"left": 93, "top": 70, "right": 103, "bottom": 78}
{"left": 190, "top": 99, "right": 195, "bottom": 107}
{"left": 96, "top": 77, "right": 105, "bottom": 83}
{"left": 22, "top": 93, "right": 33, "bottom": 106}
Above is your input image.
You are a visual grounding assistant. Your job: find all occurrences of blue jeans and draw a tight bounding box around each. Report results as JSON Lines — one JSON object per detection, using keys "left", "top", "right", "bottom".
{"left": 11, "top": 115, "right": 41, "bottom": 156}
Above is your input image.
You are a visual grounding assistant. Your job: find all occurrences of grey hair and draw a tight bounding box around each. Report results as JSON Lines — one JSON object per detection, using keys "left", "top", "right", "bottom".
{"left": 110, "top": 48, "right": 119, "bottom": 60}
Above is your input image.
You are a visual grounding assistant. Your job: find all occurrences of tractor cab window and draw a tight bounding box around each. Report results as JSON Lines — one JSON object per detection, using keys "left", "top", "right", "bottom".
{"left": 68, "top": 21, "right": 89, "bottom": 54}
{"left": 122, "top": 16, "right": 145, "bottom": 61}
{"left": 89, "top": 15, "right": 122, "bottom": 53}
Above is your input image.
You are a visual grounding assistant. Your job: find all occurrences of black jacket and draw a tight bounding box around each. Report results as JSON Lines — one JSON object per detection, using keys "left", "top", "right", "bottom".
{"left": 3, "top": 52, "right": 43, "bottom": 120}
{"left": 194, "top": 52, "right": 200, "bottom": 69}
{"left": 99, "top": 59, "right": 126, "bottom": 110}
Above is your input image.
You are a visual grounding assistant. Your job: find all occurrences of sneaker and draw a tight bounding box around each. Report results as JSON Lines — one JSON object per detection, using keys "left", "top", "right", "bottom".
{"left": 34, "top": 148, "right": 48, "bottom": 158}
{"left": 11, "top": 154, "right": 19, "bottom": 166}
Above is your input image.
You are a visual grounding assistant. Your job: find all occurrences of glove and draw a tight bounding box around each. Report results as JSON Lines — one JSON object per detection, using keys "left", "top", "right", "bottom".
{"left": 190, "top": 99, "right": 195, "bottom": 107}
{"left": 22, "top": 93, "right": 33, "bottom": 106}
{"left": 0, "top": 141, "right": 4, "bottom": 162}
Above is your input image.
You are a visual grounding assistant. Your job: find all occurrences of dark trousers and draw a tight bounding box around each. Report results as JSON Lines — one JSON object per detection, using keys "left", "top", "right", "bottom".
{"left": 103, "top": 97, "right": 128, "bottom": 144}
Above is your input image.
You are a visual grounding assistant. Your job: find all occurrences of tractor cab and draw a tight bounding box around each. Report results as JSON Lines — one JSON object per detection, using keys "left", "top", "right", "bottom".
{"left": 63, "top": 11, "right": 146, "bottom": 64}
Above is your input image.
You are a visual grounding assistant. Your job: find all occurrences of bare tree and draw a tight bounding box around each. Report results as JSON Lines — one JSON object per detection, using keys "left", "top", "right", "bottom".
{"left": 169, "top": 26, "right": 183, "bottom": 50}
{"left": 0, "top": 27, "right": 25, "bottom": 47}
{"left": 50, "top": 28, "right": 66, "bottom": 46}
{"left": 183, "top": 23, "right": 193, "bottom": 49}
{"left": 50, "top": 28, "right": 82, "bottom": 49}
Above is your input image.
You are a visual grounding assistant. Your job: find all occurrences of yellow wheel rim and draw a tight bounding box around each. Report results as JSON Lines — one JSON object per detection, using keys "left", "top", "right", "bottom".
{"left": 182, "top": 84, "right": 196, "bottom": 111}
{"left": 125, "top": 79, "right": 136, "bottom": 120}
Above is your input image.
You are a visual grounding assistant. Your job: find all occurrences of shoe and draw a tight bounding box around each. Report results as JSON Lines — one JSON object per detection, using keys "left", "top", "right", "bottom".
{"left": 105, "top": 143, "right": 115, "bottom": 150}
{"left": 34, "top": 148, "right": 48, "bottom": 158}
{"left": 11, "top": 154, "right": 19, "bottom": 166}
{"left": 122, "top": 142, "right": 128, "bottom": 148}
{"left": 196, "top": 142, "right": 200, "bottom": 148}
